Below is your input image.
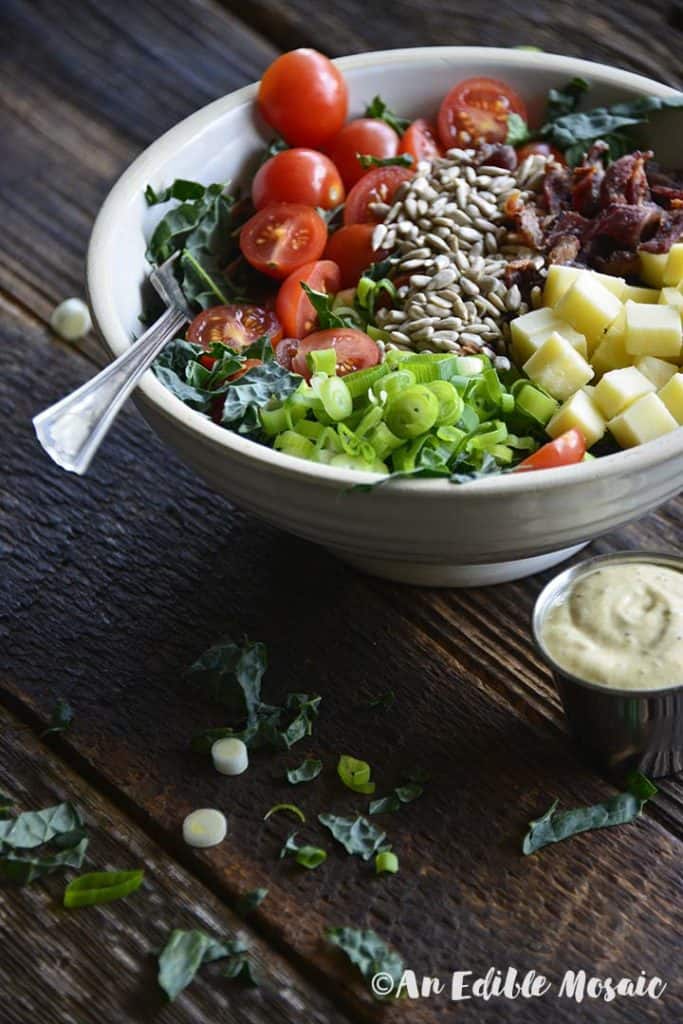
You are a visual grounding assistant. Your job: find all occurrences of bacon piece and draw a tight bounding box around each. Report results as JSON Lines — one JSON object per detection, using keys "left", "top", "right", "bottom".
{"left": 639, "top": 210, "right": 683, "bottom": 252}
{"left": 592, "top": 250, "right": 641, "bottom": 277}
{"left": 583, "top": 203, "right": 661, "bottom": 248}
{"left": 543, "top": 163, "right": 572, "bottom": 215}
{"left": 503, "top": 259, "right": 544, "bottom": 299}
{"left": 475, "top": 143, "right": 518, "bottom": 171}
{"left": 600, "top": 151, "right": 652, "bottom": 206}
{"left": 548, "top": 235, "right": 581, "bottom": 264}
{"left": 650, "top": 185, "right": 683, "bottom": 209}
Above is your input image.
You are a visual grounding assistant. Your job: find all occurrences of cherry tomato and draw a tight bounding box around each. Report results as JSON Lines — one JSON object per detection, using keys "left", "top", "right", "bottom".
{"left": 291, "top": 328, "right": 381, "bottom": 379}
{"left": 343, "top": 166, "right": 414, "bottom": 225}
{"left": 516, "top": 141, "right": 566, "bottom": 165}
{"left": 240, "top": 204, "right": 328, "bottom": 279}
{"left": 258, "top": 49, "right": 348, "bottom": 148}
{"left": 399, "top": 118, "right": 443, "bottom": 162}
{"left": 187, "top": 304, "right": 283, "bottom": 353}
{"left": 274, "top": 337, "right": 299, "bottom": 371}
{"left": 252, "top": 149, "right": 345, "bottom": 210}
{"left": 326, "top": 118, "right": 399, "bottom": 189}
{"left": 515, "top": 429, "right": 586, "bottom": 472}
{"left": 324, "top": 224, "right": 384, "bottom": 288}
{"left": 275, "top": 259, "right": 341, "bottom": 338}
{"left": 437, "top": 77, "right": 527, "bottom": 150}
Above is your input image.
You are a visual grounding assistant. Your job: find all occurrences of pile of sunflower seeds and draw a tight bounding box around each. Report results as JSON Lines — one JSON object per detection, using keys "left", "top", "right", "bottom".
{"left": 371, "top": 150, "right": 549, "bottom": 364}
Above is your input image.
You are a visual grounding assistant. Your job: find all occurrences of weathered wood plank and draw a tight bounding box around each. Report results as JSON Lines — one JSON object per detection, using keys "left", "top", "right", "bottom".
{"left": 0, "top": 0, "right": 276, "bottom": 330}
{"left": 0, "top": 705, "right": 355, "bottom": 1024}
{"left": 217, "top": 0, "right": 683, "bottom": 87}
{"left": 2, "top": 309, "right": 682, "bottom": 1022}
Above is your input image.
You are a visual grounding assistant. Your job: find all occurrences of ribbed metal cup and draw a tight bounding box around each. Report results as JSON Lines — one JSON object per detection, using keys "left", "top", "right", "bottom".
{"left": 532, "top": 551, "right": 683, "bottom": 779}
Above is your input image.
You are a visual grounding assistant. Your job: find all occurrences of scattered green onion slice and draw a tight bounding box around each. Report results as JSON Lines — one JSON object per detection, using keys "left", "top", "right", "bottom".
{"left": 295, "top": 846, "right": 327, "bottom": 869}
{"left": 263, "top": 803, "right": 306, "bottom": 823}
{"left": 375, "top": 851, "right": 399, "bottom": 875}
{"left": 337, "top": 755, "right": 376, "bottom": 795}
{"left": 64, "top": 869, "right": 144, "bottom": 908}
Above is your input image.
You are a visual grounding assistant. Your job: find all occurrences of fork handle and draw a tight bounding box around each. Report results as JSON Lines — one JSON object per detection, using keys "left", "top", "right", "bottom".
{"left": 33, "top": 305, "right": 188, "bottom": 475}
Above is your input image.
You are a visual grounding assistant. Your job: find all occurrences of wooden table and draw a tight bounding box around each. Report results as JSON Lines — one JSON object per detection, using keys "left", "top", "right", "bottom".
{"left": 2, "top": 2, "right": 682, "bottom": 1021}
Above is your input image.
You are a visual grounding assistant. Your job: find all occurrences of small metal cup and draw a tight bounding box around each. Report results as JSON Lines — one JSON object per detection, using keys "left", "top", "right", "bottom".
{"left": 532, "top": 551, "right": 683, "bottom": 779}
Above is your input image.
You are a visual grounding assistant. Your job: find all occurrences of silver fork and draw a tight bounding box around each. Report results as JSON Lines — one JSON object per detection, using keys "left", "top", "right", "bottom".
{"left": 33, "top": 254, "right": 192, "bottom": 475}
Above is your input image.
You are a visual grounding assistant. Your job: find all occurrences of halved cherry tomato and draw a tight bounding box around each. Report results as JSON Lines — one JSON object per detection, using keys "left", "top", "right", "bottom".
{"left": 240, "top": 204, "right": 328, "bottom": 279}
{"left": 258, "top": 49, "right": 348, "bottom": 148}
{"left": 516, "top": 141, "right": 566, "bottom": 165}
{"left": 326, "top": 118, "right": 399, "bottom": 189}
{"left": 291, "top": 328, "right": 381, "bottom": 379}
{"left": 343, "top": 166, "right": 414, "bottom": 225}
{"left": 228, "top": 357, "right": 262, "bottom": 381}
{"left": 399, "top": 119, "right": 443, "bottom": 162}
{"left": 274, "top": 337, "right": 299, "bottom": 370}
{"left": 437, "top": 77, "right": 527, "bottom": 150}
{"left": 275, "top": 259, "right": 341, "bottom": 338}
{"left": 252, "top": 149, "right": 345, "bottom": 210}
{"left": 515, "top": 429, "right": 586, "bottom": 471}
{"left": 324, "top": 224, "right": 385, "bottom": 288}
{"left": 187, "top": 304, "right": 283, "bottom": 353}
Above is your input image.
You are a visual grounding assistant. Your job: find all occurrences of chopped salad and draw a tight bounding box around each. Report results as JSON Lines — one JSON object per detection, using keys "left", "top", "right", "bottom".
{"left": 145, "top": 49, "right": 683, "bottom": 481}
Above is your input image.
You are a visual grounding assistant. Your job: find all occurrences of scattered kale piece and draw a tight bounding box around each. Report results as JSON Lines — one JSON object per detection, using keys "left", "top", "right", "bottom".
{"left": 158, "top": 928, "right": 252, "bottom": 1000}
{"left": 318, "top": 814, "right": 387, "bottom": 861}
{"left": 0, "top": 801, "right": 88, "bottom": 885}
{"left": 326, "top": 926, "right": 404, "bottom": 997}
{"left": 287, "top": 759, "right": 323, "bottom": 784}
{"left": 41, "top": 698, "right": 74, "bottom": 738}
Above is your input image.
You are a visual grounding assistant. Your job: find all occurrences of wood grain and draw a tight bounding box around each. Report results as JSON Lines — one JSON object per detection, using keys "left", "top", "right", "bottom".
{"left": 2, "top": 307, "right": 682, "bottom": 1022}
{"left": 0, "top": 705, "right": 355, "bottom": 1024}
{"left": 2, "top": 0, "right": 683, "bottom": 1021}
{"left": 217, "top": 0, "right": 683, "bottom": 87}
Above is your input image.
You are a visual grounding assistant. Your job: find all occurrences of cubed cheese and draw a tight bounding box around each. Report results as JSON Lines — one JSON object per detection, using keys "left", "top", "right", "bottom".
{"left": 659, "top": 286, "right": 683, "bottom": 318}
{"left": 523, "top": 331, "right": 594, "bottom": 402}
{"left": 622, "top": 284, "right": 661, "bottom": 304}
{"left": 546, "top": 389, "right": 606, "bottom": 448}
{"left": 658, "top": 373, "right": 683, "bottom": 423}
{"left": 590, "top": 309, "right": 633, "bottom": 377}
{"left": 543, "top": 266, "right": 626, "bottom": 309}
{"left": 608, "top": 392, "right": 678, "bottom": 447}
{"left": 511, "top": 309, "right": 587, "bottom": 364}
{"left": 639, "top": 251, "right": 669, "bottom": 288}
{"left": 624, "top": 301, "right": 682, "bottom": 358}
{"left": 593, "top": 366, "right": 655, "bottom": 420}
{"left": 635, "top": 355, "right": 678, "bottom": 390}
{"left": 663, "top": 243, "right": 683, "bottom": 287}
{"left": 555, "top": 275, "right": 622, "bottom": 352}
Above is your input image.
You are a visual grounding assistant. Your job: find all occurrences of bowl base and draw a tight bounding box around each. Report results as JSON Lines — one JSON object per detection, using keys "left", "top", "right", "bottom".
{"left": 330, "top": 542, "right": 590, "bottom": 587}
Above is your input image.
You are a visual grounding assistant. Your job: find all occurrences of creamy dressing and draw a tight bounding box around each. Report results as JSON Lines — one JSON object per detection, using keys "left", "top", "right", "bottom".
{"left": 541, "top": 563, "right": 683, "bottom": 690}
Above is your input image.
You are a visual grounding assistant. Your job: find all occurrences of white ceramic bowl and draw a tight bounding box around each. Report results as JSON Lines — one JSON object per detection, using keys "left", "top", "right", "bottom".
{"left": 87, "top": 47, "right": 683, "bottom": 586}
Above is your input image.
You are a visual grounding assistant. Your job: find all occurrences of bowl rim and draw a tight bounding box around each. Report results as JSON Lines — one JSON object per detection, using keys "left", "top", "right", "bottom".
{"left": 532, "top": 549, "right": 683, "bottom": 696}
{"left": 87, "top": 45, "right": 683, "bottom": 496}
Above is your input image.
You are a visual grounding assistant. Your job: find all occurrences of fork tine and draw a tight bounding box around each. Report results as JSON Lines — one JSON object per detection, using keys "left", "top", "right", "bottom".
{"left": 150, "top": 252, "right": 193, "bottom": 319}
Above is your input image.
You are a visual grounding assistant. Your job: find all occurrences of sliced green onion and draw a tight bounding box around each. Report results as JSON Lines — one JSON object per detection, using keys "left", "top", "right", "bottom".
{"left": 295, "top": 846, "right": 327, "bottom": 869}
{"left": 436, "top": 425, "right": 466, "bottom": 446}
{"left": 500, "top": 393, "right": 515, "bottom": 414}
{"left": 366, "top": 325, "right": 392, "bottom": 343}
{"left": 514, "top": 383, "right": 558, "bottom": 425}
{"left": 490, "top": 444, "right": 514, "bottom": 464}
{"left": 337, "top": 421, "right": 362, "bottom": 456}
{"left": 392, "top": 434, "right": 430, "bottom": 472}
{"left": 260, "top": 405, "right": 292, "bottom": 436}
{"left": 263, "top": 803, "right": 306, "bottom": 823}
{"left": 337, "top": 755, "right": 375, "bottom": 794}
{"left": 344, "top": 363, "right": 389, "bottom": 400}
{"left": 332, "top": 287, "right": 356, "bottom": 310}
{"left": 375, "top": 851, "right": 399, "bottom": 875}
{"left": 354, "top": 405, "right": 384, "bottom": 437}
{"left": 295, "top": 419, "right": 326, "bottom": 440}
{"left": 317, "top": 377, "right": 353, "bottom": 421}
{"left": 426, "top": 380, "right": 464, "bottom": 426}
{"left": 64, "top": 869, "right": 144, "bottom": 909}
{"left": 366, "top": 421, "right": 405, "bottom": 460}
{"left": 274, "top": 431, "right": 316, "bottom": 460}
{"left": 454, "top": 355, "right": 487, "bottom": 376}
{"left": 466, "top": 420, "right": 508, "bottom": 451}
{"left": 374, "top": 369, "right": 416, "bottom": 402}
{"left": 307, "top": 348, "right": 337, "bottom": 376}
{"left": 385, "top": 386, "right": 440, "bottom": 439}
{"left": 316, "top": 426, "right": 343, "bottom": 453}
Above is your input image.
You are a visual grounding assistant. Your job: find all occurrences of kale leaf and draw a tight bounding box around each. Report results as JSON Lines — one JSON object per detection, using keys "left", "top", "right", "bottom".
{"left": 327, "top": 926, "right": 404, "bottom": 997}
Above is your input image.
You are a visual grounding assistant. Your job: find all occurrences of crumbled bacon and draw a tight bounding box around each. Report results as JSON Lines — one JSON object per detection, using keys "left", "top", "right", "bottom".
{"left": 583, "top": 203, "right": 662, "bottom": 248}
{"left": 639, "top": 210, "right": 683, "bottom": 252}
{"left": 543, "top": 164, "right": 572, "bottom": 215}
{"left": 600, "top": 151, "right": 653, "bottom": 206}
{"left": 503, "top": 259, "right": 544, "bottom": 299}
{"left": 475, "top": 143, "right": 518, "bottom": 171}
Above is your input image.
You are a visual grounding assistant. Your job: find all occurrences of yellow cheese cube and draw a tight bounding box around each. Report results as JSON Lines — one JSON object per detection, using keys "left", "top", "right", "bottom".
{"left": 523, "top": 331, "right": 594, "bottom": 402}
{"left": 593, "top": 367, "right": 655, "bottom": 420}
{"left": 546, "top": 389, "right": 606, "bottom": 448}
{"left": 659, "top": 287, "right": 683, "bottom": 319}
{"left": 658, "top": 373, "right": 683, "bottom": 423}
{"left": 591, "top": 325, "right": 633, "bottom": 378}
{"left": 543, "top": 265, "right": 580, "bottom": 308}
{"left": 635, "top": 355, "right": 678, "bottom": 390}
{"left": 608, "top": 392, "right": 678, "bottom": 447}
{"left": 510, "top": 309, "right": 586, "bottom": 364}
{"left": 543, "top": 266, "right": 626, "bottom": 308}
{"left": 622, "top": 284, "right": 660, "bottom": 304}
{"left": 555, "top": 274, "right": 622, "bottom": 352}
{"left": 639, "top": 251, "right": 669, "bottom": 288}
{"left": 663, "top": 243, "right": 683, "bottom": 287}
{"left": 624, "top": 301, "right": 682, "bottom": 358}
